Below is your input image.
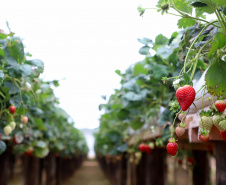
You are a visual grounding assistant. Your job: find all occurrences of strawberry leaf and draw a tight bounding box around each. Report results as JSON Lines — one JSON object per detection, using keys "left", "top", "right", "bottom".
{"left": 205, "top": 59, "right": 226, "bottom": 97}
{"left": 177, "top": 18, "right": 197, "bottom": 29}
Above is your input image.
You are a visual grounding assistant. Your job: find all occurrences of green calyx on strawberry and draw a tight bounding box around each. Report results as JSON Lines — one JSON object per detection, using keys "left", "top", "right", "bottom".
{"left": 199, "top": 128, "right": 210, "bottom": 142}
{"left": 215, "top": 100, "right": 226, "bottom": 113}
{"left": 169, "top": 100, "right": 181, "bottom": 113}
{"left": 175, "top": 123, "right": 186, "bottom": 137}
{"left": 166, "top": 138, "right": 178, "bottom": 156}
{"left": 198, "top": 110, "right": 213, "bottom": 132}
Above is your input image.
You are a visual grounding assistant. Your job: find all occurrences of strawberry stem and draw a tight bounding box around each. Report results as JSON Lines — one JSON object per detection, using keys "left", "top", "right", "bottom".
{"left": 171, "top": 109, "right": 182, "bottom": 138}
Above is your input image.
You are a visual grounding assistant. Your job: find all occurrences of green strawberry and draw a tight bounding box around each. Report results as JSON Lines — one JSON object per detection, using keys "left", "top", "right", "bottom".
{"left": 213, "top": 114, "right": 226, "bottom": 131}
{"left": 219, "top": 120, "right": 226, "bottom": 131}
{"left": 198, "top": 110, "right": 213, "bottom": 131}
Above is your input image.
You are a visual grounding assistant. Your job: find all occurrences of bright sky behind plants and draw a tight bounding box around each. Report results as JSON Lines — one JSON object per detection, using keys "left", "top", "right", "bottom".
{"left": 0, "top": 0, "right": 180, "bottom": 129}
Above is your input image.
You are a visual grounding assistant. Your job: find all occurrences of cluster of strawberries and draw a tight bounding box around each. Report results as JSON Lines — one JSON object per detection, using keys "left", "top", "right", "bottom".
{"left": 167, "top": 84, "right": 226, "bottom": 156}
{"left": 3, "top": 106, "right": 28, "bottom": 136}
{"left": 139, "top": 143, "right": 155, "bottom": 154}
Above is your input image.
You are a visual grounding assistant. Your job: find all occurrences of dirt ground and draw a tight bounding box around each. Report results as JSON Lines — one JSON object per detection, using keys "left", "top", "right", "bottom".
{"left": 8, "top": 160, "right": 110, "bottom": 185}
{"left": 67, "top": 161, "right": 110, "bottom": 185}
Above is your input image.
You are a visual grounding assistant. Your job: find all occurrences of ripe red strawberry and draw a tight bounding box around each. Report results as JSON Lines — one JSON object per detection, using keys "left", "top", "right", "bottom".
{"left": 178, "top": 159, "right": 182, "bottom": 164}
{"left": 9, "top": 105, "right": 16, "bottom": 114}
{"left": 175, "top": 123, "right": 186, "bottom": 137}
{"left": 139, "top": 144, "right": 146, "bottom": 153}
{"left": 199, "top": 129, "right": 209, "bottom": 142}
{"left": 176, "top": 85, "right": 196, "bottom": 111}
{"left": 166, "top": 138, "right": 178, "bottom": 156}
{"left": 187, "top": 157, "right": 194, "bottom": 164}
{"left": 144, "top": 145, "right": 152, "bottom": 154}
{"left": 215, "top": 100, "right": 226, "bottom": 112}
{"left": 24, "top": 147, "right": 33, "bottom": 156}
{"left": 199, "top": 134, "right": 209, "bottom": 142}
{"left": 220, "top": 131, "right": 226, "bottom": 141}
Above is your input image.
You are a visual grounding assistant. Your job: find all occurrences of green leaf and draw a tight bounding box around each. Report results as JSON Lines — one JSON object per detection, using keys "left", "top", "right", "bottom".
{"left": 152, "top": 64, "right": 171, "bottom": 79}
{"left": 117, "top": 109, "right": 129, "bottom": 120}
{"left": 157, "top": 109, "right": 173, "bottom": 126}
{"left": 35, "top": 141, "right": 47, "bottom": 148}
{"left": 115, "top": 70, "right": 121, "bottom": 76}
{"left": 26, "top": 59, "right": 44, "bottom": 74}
{"left": 139, "top": 46, "right": 150, "bottom": 55}
{"left": 0, "top": 33, "right": 7, "bottom": 40}
{"left": 33, "top": 117, "right": 46, "bottom": 131}
{"left": 205, "top": 59, "right": 226, "bottom": 97}
{"left": 130, "top": 119, "right": 144, "bottom": 130}
{"left": 190, "top": 2, "right": 208, "bottom": 7}
{"left": 137, "top": 37, "right": 153, "bottom": 45}
{"left": 123, "top": 92, "right": 144, "bottom": 101}
{"left": 177, "top": 18, "right": 196, "bottom": 29}
{"left": 174, "top": 0, "right": 193, "bottom": 14}
{"left": 153, "top": 34, "right": 168, "bottom": 50}
{"left": 34, "top": 147, "right": 49, "bottom": 158}
{"left": 0, "top": 70, "right": 4, "bottom": 86}
{"left": 4, "top": 48, "right": 18, "bottom": 66}
{"left": 9, "top": 39, "right": 24, "bottom": 63}
{"left": 212, "top": 0, "right": 226, "bottom": 6}
{"left": 133, "top": 63, "right": 148, "bottom": 76}
{"left": 0, "top": 141, "right": 6, "bottom": 155}
{"left": 30, "top": 106, "right": 44, "bottom": 116}
{"left": 117, "top": 143, "right": 128, "bottom": 152}
{"left": 208, "top": 33, "right": 226, "bottom": 56}
{"left": 3, "top": 81, "right": 20, "bottom": 95}
{"left": 8, "top": 64, "right": 33, "bottom": 77}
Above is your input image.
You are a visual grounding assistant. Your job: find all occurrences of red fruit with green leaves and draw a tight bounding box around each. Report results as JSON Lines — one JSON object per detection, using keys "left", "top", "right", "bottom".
{"left": 176, "top": 85, "right": 196, "bottom": 111}
{"left": 220, "top": 131, "right": 226, "bottom": 141}
{"left": 166, "top": 138, "right": 178, "bottom": 156}
{"left": 215, "top": 100, "right": 226, "bottom": 113}
{"left": 199, "top": 129, "right": 209, "bottom": 142}
{"left": 9, "top": 105, "right": 16, "bottom": 114}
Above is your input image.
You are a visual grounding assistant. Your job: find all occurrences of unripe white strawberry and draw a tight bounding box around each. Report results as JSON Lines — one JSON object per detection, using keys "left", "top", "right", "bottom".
{"left": 199, "top": 111, "right": 213, "bottom": 132}
{"left": 4, "top": 125, "right": 12, "bottom": 136}
{"left": 199, "top": 116, "right": 213, "bottom": 131}
{"left": 175, "top": 123, "right": 186, "bottom": 137}
{"left": 213, "top": 114, "right": 226, "bottom": 131}
{"left": 219, "top": 120, "right": 226, "bottom": 131}
{"left": 178, "top": 113, "right": 186, "bottom": 121}
{"left": 149, "top": 142, "right": 155, "bottom": 149}
{"left": 10, "top": 121, "right": 16, "bottom": 130}
{"left": 21, "top": 116, "right": 28, "bottom": 124}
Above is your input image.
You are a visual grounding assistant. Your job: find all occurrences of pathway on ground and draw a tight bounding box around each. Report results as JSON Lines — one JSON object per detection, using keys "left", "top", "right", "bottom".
{"left": 67, "top": 160, "right": 110, "bottom": 185}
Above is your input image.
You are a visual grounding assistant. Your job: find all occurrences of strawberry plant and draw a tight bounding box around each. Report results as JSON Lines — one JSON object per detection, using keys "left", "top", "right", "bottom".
{"left": 0, "top": 26, "right": 88, "bottom": 160}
